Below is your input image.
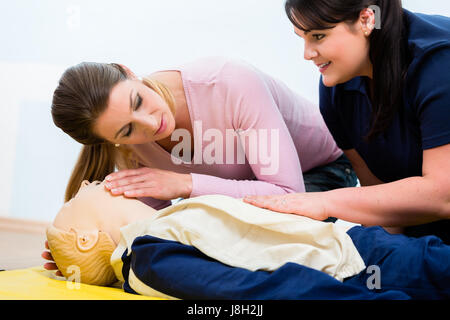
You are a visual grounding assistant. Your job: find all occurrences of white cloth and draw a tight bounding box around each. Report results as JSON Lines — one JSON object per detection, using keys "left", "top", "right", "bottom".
{"left": 111, "top": 195, "right": 365, "bottom": 282}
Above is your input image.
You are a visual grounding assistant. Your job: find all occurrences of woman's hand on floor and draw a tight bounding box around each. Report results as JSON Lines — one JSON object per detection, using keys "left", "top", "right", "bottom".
{"left": 42, "top": 240, "right": 63, "bottom": 277}
{"left": 104, "top": 167, "right": 193, "bottom": 200}
{"left": 243, "top": 192, "right": 329, "bottom": 221}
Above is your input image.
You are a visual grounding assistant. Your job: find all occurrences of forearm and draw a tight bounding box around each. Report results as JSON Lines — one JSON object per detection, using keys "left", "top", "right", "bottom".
{"left": 190, "top": 173, "right": 301, "bottom": 198}
{"left": 324, "top": 176, "right": 449, "bottom": 227}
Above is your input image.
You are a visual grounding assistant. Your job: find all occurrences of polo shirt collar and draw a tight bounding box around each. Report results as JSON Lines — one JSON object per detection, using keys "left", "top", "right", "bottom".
{"left": 340, "top": 76, "right": 368, "bottom": 95}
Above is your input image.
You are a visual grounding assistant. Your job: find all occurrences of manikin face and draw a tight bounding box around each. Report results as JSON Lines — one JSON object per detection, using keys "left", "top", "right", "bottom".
{"left": 53, "top": 180, "right": 157, "bottom": 245}
{"left": 294, "top": 18, "right": 373, "bottom": 87}
{"left": 93, "top": 78, "right": 176, "bottom": 145}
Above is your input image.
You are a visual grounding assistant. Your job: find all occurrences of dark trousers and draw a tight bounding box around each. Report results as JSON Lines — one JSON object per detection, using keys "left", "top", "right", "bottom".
{"left": 303, "top": 153, "right": 358, "bottom": 223}
{"left": 303, "top": 153, "right": 358, "bottom": 192}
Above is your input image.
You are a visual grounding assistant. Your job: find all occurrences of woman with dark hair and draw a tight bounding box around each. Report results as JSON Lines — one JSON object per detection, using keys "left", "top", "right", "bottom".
{"left": 245, "top": 0, "right": 450, "bottom": 243}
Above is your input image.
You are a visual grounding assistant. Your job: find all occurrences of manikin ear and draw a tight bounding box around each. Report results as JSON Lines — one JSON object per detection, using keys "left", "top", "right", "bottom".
{"left": 71, "top": 228, "right": 99, "bottom": 252}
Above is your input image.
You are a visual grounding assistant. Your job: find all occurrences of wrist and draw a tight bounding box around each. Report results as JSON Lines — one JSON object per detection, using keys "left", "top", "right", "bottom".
{"left": 180, "top": 173, "right": 193, "bottom": 198}
{"left": 321, "top": 191, "right": 335, "bottom": 221}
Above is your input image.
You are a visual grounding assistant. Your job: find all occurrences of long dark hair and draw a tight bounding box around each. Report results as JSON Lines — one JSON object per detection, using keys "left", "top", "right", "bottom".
{"left": 285, "top": 0, "right": 409, "bottom": 141}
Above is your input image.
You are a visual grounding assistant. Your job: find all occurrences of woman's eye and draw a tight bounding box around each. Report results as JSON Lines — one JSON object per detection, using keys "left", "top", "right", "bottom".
{"left": 123, "top": 93, "right": 142, "bottom": 138}
{"left": 124, "top": 124, "right": 133, "bottom": 137}
{"left": 134, "top": 94, "right": 142, "bottom": 110}
{"left": 312, "top": 34, "right": 325, "bottom": 40}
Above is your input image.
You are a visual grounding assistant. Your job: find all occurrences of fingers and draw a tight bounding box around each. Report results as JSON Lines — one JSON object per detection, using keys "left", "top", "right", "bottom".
{"left": 244, "top": 195, "right": 290, "bottom": 213}
{"left": 43, "top": 241, "right": 63, "bottom": 276}
{"left": 105, "top": 171, "right": 151, "bottom": 192}
{"left": 105, "top": 167, "right": 148, "bottom": 182}
{"left": 43, "top": 262, "right": 58, "bottom": 270}
{"left": 106, "top": 174, "right": 145, "bottom": 188}
{"left": 42, "top": 250, "right": 54, "bottom": 261}
{"left": 243, "top": 195, "right": 274, "bottom": 208}
{"left": 44, "top": 259, "right": 63, "bottom": 276}
{"left": 44, "top": 263, "right": 63, "bottom": 277}
{"left": 121, "top": 186, "right": 156, "bottom": 198}
{"left": 122, "top": 188, "right": 147, "bottom": 197}
{"left": 109, "top": 182, "right": 155, "bottom": 196}
{"left": 42, "top": 252, "right": 64, "bottom": 276}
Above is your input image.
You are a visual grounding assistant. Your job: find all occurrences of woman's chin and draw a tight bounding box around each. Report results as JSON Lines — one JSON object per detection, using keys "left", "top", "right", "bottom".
{"left": 321, "top": 76, "right": 336, "bottom": 87}
{"left": 321, "top": 74, "right": 345, "bottom": 88}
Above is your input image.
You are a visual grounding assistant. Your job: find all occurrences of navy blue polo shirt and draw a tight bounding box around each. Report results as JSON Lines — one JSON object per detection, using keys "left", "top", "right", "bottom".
{"left": 319, "top": 9, "right": 450, "bottom": 242}
{"left": 320, "top": 9, "right": 450, "bottom": 183}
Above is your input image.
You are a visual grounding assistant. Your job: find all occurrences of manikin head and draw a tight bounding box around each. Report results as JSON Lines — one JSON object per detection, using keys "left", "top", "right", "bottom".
{"left": 46, "top": 180, "right": 156, "bottom": 286}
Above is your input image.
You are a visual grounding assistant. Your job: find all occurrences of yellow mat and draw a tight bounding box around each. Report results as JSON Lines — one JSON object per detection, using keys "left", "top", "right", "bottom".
{"left": 0, "top": 266, "right": 162, "bottom": 300}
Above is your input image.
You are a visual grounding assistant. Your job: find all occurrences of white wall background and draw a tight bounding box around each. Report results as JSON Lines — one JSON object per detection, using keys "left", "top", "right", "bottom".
{"left": 1, "top": 0, "right": 449, "bottom": 222}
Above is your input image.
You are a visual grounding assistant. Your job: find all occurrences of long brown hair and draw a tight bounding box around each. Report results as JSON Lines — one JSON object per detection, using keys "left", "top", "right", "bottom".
{"left": 285, "top": 0, "right": 409, "bottom": 141}
{"left": 51, "top": 62, "right": 174, "bottom": 202}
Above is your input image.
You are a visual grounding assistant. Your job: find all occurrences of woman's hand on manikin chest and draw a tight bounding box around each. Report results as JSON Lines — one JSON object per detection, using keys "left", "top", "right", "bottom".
{"left": 104, "top": 167, "right": 193, "bottom": 200}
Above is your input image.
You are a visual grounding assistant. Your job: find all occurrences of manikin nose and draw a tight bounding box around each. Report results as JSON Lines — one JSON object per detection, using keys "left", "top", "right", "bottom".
{"left": 78, "top": 180, "right": 90, "bottom": 191}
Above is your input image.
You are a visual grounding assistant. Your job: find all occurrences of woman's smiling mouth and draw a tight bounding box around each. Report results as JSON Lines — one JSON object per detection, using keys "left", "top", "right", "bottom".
{"left": 155, "top": 113, "right": 166, "bottom": 135}
{"left": 317, "top": 61, "right": 332, "bottom": 73}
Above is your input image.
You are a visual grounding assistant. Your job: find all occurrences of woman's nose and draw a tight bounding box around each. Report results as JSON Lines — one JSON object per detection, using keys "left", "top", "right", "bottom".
{"left": 303, "top": 44, "right": 318, "bottom": 61}
{"left": 138, "top": 114, "right": 159, "bottom": 132}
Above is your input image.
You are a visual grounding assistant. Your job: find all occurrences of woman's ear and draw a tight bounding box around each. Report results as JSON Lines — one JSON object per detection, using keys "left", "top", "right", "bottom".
{"left": 359, "top": 7, "right": 376, "bottom": 36}
{"left": 71, "top": 228, "right": 100, "bottom": 252}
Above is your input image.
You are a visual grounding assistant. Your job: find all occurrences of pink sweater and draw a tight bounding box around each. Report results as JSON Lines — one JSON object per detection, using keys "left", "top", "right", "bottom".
{"left": 129, "top": 57, "right": 342, "bottom": 209}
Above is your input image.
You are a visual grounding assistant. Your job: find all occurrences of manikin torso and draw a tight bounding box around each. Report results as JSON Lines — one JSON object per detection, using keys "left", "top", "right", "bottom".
{"left": 49, "top": 179, "right": 365, "bottom": 287}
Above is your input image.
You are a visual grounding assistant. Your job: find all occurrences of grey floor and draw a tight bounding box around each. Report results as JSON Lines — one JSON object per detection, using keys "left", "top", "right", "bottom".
{"left": 0, "top": 230, "right": 48, "bottom": 270}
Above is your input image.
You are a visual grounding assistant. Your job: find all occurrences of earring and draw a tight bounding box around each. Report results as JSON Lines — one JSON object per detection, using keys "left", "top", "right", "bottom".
{"left": 365, "top": 31, "right": 369, "bottom": 36}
